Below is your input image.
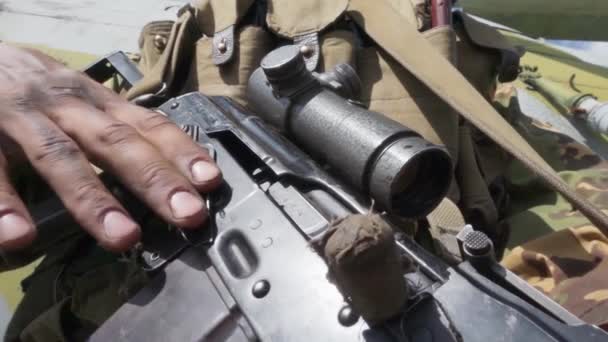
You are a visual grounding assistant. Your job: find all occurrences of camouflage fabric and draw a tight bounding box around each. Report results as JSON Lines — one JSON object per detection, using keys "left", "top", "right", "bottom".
{"left": 496, "top": 84, "right": 608, "bottom": 329}
{"left": 503, "top": 225, "right": 608, "bottom": 329}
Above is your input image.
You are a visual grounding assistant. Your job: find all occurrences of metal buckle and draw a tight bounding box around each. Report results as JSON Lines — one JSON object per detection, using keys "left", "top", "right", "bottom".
{"left": 131, "top": 82, "right": 169, "bottom": 107}
{"left": 83, "top": 51, "right": 143, "bottom": 90}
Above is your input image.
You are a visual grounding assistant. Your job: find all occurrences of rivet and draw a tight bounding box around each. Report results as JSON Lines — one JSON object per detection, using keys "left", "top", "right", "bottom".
{"left": 338, "top": 305, "right": 360, "bottom": 327}
{"left": 170, "top": 102, "right": 179, "bottom": 109}
{"left": 300, "top": 45, "right": 314, "bottom": 57}
{"left": 153, "top": 34, "right": 167, "bottom": 50}
{"left": 252, "top": 280, "right": 271, "bottom": 298}
{"left": 150, "top": 253, "right": 160, "bottom": 262}
{"left": 249, "top": 219, "right": 263, "bottom": 230}
{"left": 217, "top": 38, "right": 228, "bottom": 54}
{"left": 262, "top": 237, "right": 273, "bottom": 248}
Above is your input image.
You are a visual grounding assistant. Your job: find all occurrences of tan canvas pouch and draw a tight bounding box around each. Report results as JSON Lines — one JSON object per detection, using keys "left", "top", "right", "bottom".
{"left": 266, "top": 0, "right": 348, "bottom": 37}
{"left": 127, "top": 0, "right": 258, "bottom": 100}
{"left": 191, "top": 0, "right": 255, "bottom": 66}
{"left": 137, "top": 20, "right": 175, "bottom": 75}
{"left": 318, "top": 29, "right": 357, "bottom": 72}
{"left": 266, "top": 0, "right": 349, "bottom": 71}
{"left": 191, "top": 0, "right": 255, "bottom": 37}
{"left": 456, "top": 12, "right": 521, "bottom": 83}
{"left": 183, "top": 0, "right": 356, "bottom": 105}
{"left": 454, "top": 19, "right": 501, "bottom": 101}
{"left": 183, "top": 25, "right": 275, "bottom": 106}
{"left": 127, "top": 8, "right": 201, "bottom": 100}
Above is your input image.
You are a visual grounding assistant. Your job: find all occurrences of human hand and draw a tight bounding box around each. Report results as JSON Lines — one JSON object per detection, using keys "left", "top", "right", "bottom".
{"left": 0, "top": 44, "right": 222, "bottom": 252}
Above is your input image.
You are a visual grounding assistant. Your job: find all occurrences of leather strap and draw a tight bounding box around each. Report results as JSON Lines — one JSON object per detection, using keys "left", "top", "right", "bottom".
{"left": 347, "top": 0, "right": 608, "bottom": 233}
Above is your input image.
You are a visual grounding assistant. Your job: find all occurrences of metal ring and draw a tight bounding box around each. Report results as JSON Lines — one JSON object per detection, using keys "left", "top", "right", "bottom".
{"left": 131, "top": 82, "right": 169, "bottom": 107}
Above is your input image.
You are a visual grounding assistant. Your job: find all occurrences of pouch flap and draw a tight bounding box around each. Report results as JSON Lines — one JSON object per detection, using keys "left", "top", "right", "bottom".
{"left": 457, "top": 12, "right": 513, "bottom": 52}
{"left": 456, "top": 12, "right": 522, "bottom": 82}
{"left": 127, "top": 10, "right": 199, "bottom": 99}
{"left": 266, "top": 0, "right": 349, "bottom": 38}
{"left": 294, "top": 32, "right": 321, "bottom": 71}
{"left": 191, "top": 0, "right": 255, "bottom": 65}
{"left": 191, "top": 0, "right": 255, "bottom": 36}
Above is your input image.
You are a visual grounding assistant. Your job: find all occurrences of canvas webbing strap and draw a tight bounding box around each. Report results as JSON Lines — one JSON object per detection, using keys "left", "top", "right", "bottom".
{"left": 127, "top": 9, "right": 198, "bottom": 100}
{"left": 347, "top": 0, "right": 608, "bottom": 233}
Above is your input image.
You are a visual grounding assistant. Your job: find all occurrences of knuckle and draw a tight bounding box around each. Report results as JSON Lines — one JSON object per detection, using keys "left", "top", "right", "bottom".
{"left": 49, "top": 90, "right": 85, "bottom": 106}
{"left": 34, "top": 135, "right": 81, "bottom": 164}
{"left": 137, "top": 161, "right": 177, "bottom": 190}
{"left": 70, "top": 180, "right": 114, "bottom": 221}
{"left": 3, "top": 82, "right": 39, "bottom": 114}
{"left": 10, "top": 93, "right": 37, "bottom": 113}
{"left": 98, "top": 122, "right": 140, "bottom": 147}
{"left": 48, "top": 68, "right": 82, "bottom": 83}
{"left": 48, "top": 90, "right": 84, "bottom": 107}
{"left": 72, "top": 180, "right": 103, "bottom": 203}
{"left": 41, "top": 69, "right": 88, "bottom": 107}
{"left": 134, "top": 110, "right": 176, "bottom": 134}
{"left": 72, "top": 180, "right": 108, "bottom": 207}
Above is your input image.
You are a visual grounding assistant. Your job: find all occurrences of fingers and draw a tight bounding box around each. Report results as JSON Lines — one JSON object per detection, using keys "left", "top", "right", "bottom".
{"left": 0, "top": 54, "right": 222, "bottom": 252}
{"left": 0, "top": 149, "right": 36, "bottom": 251}
{"left": 43, "top": 93, "right": 208, "bottom": 229}
{"left": 0, "top": 110, "right": 141, "bottom": 251}
{"left": 83, "top": 78, "right": 222, "bottom": 192}
{"left": 119, "top": 106, "right": 222, "bottom": 192}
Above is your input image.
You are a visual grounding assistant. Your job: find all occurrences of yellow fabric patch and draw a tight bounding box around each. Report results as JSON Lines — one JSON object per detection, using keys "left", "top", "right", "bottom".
{"left": 584, "top": 290, "right": 608, "bottom": 302}
{"left": 571, "top": 225, "right": 608, "bottom": 255}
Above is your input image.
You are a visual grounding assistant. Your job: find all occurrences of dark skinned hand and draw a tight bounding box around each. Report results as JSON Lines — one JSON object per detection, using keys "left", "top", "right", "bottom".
{"left": 0, "top": 44, "right": 222, "bottom": 252}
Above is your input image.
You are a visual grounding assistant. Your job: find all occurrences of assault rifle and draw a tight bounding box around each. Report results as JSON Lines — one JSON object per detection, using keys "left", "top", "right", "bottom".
{"left": 29, "top": 47, "right": 608, "bottom": 341}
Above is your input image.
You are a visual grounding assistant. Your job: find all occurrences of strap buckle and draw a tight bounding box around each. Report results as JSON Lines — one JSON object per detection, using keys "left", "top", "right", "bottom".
{"left": 83, "top": 51, "right": 143, "bottom": 90}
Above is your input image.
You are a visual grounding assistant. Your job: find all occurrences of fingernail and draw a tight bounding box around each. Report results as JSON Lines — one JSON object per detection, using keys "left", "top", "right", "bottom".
{"left": 191, "top": 161, "right": 220, "bottom": 183}
{"left": 0, "top": 213, "right": 34, "bottom": 245}
{"left": 103, "top": 211, "right": 139, "bottom": 240}
{"left": 170, "top": 191, "right": 204, "bottom": 219}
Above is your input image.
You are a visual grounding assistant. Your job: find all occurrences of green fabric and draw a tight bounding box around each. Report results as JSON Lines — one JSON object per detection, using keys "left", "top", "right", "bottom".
{"left": 461, "top": 0, "right": 608, "bottom": 41}
{"left": 5, "top": 236, "right": 150, "bottom": 342}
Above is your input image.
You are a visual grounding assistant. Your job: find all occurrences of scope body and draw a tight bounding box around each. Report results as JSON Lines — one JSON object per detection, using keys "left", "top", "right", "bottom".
{"left": 247, "top": 45, "right": 452, "bottom": 218}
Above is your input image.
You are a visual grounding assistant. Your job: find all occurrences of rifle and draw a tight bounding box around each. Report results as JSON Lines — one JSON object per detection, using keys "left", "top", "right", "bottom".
{"left": 27, "top": 48, "right": 608, "bottom": 341}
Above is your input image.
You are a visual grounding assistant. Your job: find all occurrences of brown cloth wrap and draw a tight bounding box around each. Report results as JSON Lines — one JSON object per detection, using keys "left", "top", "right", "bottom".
{"left": 321, "top": 214, "right": 408, "bottom": 326}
